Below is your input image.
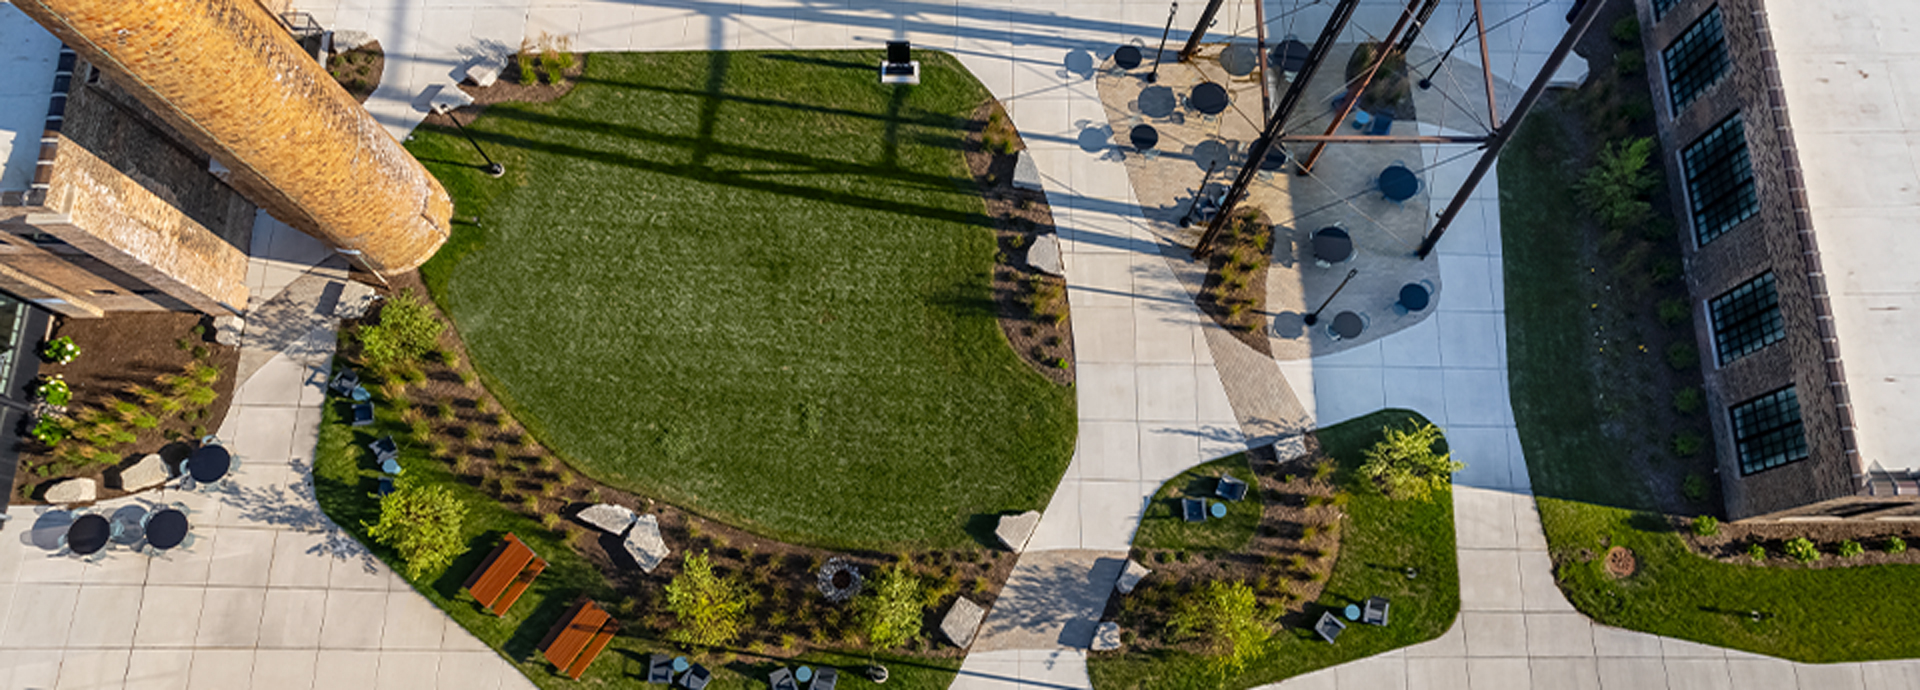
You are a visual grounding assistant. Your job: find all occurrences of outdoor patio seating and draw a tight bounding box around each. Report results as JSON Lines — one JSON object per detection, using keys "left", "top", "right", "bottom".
{"left": 369, "top": 435, "right": 398, "bottom": 464}
{"left": 1314, "top": 611, "right": 1347, "bottom": 643}
{"left": 1362, "top": 596, "right": 1391, "bottom": 626}
{"left": 1113, "top": 44, "right": 1142, "bottom": 71}
{"left": 1366, "top": 112, "right": 1395, "bottom": 136}
{"left": 1215, "top": 474, "right": 1248, "bottom": 502}
{"left": 1378, "top": 162, "right": 1419, "bottom": 203}
{"left": 647, "top": 654, "right": 675, "bottom": 683}
{"left": 1328, "top": 311, "right": 1368, "bottom": 341}
{"left": 811, "top": 668, "right": 838, "bottom": 690}
{"left": 183, "top": 443, "right": 233, "bottom": 484}
{"left": 463, "top": 533, "right": 548, "bottom": 616}
{"left": 329, "top": 369, "right": 359, "bottom": 395}
{"left": 768, "top": 666, "right": 799, "bottom": 690}
{"left": 1394, "top": 280, "right": 1434, "bottom": 315}
{"left": 143, "top": 507, "right": 190, "bottom": 552}
{"left": 1181, "top": 497, "right": 1206, "bottom": 522}
{"left": 351, "top": 402, "right": 375, "bottom": 426}
{"left": 1311, "top": 226, "right": 1353, "bottom": 267}
{"left": 349, "top": 384, "right": 371, "bottom": 402}
{"left": 680, "top": 663, "right": 712, "bottom": 690}
{"left": 539, "top": 599, "right": 620, "bottom": 680}
{"left": 377, "top": 476, "right": 395, "bottom": 497}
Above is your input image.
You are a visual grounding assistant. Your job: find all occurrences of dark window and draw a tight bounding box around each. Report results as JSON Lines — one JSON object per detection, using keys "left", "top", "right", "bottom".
{"left": 1663, "top": 8, "right": 1729, "bottom": 110}
{"left": 1731, "top": 387, "right": 1808, "bottom": 474}
{"left": 1709, "top": 273, "right": 1783, "bottom": 365}
{"left": 1652, "top": 0, "right": 1681, "bottom": 20}
{"left": 1683, "top": 113, "right": 1757, "bottom": 244}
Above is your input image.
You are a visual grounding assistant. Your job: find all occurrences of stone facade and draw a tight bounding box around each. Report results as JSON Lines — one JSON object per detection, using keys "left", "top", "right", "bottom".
{"left": 1636, "top": 0, "right": 1888, "bottom": 519}
{"left": 11, "top": 0, "right": 452, "bottom": 274}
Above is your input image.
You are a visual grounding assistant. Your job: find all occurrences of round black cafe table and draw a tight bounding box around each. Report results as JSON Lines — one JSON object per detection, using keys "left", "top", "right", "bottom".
{"left": 1191, "top": 139, "right": 1232, "bottom": 171}
{"left": 1399, "top": 283, "right": 1432, "bottom": 312}
{"left": 1220, "top": 44, "right": 1257, "bottom": 76}
{"left": 1139, "top": 85, "right": 1177, "bottom": 119}
{"left": 1312, "top": 227, "right": 1353, "bottom": 263}
{"left": 1380, "top": 165, "right": 1419, "bottom": 201}
{"left": 1330, "top": 311, "right": 1364, "bottom": 340}
{"left": 1272, "top": 39, "right": 1310, "bottom": 72}
{"left": 1190, "top": 82, "right": 1229, "bottom": 115}
{"left": 67, "top": 514, "right": 110, "bottom": 556}
{"left": 1114, "top": 44, "right": 1142, "bottom": 70}
{"left": 1130, "top": 124, "right": 1159, "bottom": 150}
{"left": 145, "top": 509, "right": 189, "bottom": 551}
{"left": 189, "top": 444, "right": 232, "bottom": 483}
{"left": 1259, "top": 147, "right": 1289, "bottom": 171}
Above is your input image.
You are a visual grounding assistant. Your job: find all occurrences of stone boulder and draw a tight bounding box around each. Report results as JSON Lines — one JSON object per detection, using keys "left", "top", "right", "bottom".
{"left": 576, "top": 503, "right": 638, "bottom": 534}
{"left": 428, "top": 84, "right": 476, "bottom": 114}
{"left": 115, "top": 454, "right": 169, "bottom": 492}
{"left": 995, "top": 511, "right": 1041, "bottom": 552}
{"left": 1091, "top": 621, "right": 1122, "bottom": 651}
{"left": 1027, "top": 233, "right": 1063, "bottom": 277}
{"left": 1114, "top": 559, "right": 1151, "bottom": 595}
{"left": 621, "top": 514, "right": 669, "bottom": 573}
{"left": 464, "top": 55, "right": 507, "bottom": 87}
{"left": 334, "top": 281, "right": 378, "bottom": 320}
{"left": 44, "top": 478, "right": 96, "bottom": 505}
{"left": 1012, "top": 150, "right": 1043, "bottom": 191}
{"left": 213, "top": 315, "right": 244, "bottom": 346}
{"left": 939, "top": 597, "right": 986, "bottom": 648}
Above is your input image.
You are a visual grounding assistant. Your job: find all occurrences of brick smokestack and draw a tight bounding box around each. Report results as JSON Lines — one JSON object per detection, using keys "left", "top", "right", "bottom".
{"left": 13, "top": 0, "right": 452, "bottom": 274}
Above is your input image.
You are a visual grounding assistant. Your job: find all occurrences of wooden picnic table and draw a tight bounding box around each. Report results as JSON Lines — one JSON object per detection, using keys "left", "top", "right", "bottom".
{"left": 464, "top": 533, "right": 547, "bottom": 616}
{"left": 541, "top": 600, "right": 619, "bottom": 679}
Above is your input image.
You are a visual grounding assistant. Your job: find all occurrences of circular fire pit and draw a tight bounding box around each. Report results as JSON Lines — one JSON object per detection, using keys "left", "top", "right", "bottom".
{"left": 816, "top": 557, "right": 864, "bottom": 602}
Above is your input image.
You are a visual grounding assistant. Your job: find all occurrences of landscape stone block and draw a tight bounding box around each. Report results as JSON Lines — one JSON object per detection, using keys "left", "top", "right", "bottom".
{"left": 995, "top": 511, "right": 1041, "bottom": 551}
{"left": 428, "top": 85, "right": 476, "bottom": 114}
{"left": 576, "top": 503, "right": 638, "bottom": 534}
{"left": 45, "top": 478, "right": 96, "bottom": 504}
{"left": 464, "top": 55, "right": 506, "bottom": 87}
{"left": 1028, "top": 233, "right": 1063, "bottom": 276}
{"left": 1012, "top": 150, "right": 1043, "bottom": 191}
{"left": 116, "top": 453, "right": 169, "bottom": 492}
{"left": 1114, "top": 559, "right": 1150, "bottom": 594}
{"left": 622, "top": 514, "right": 669, "bottom": 572}
{"left": 1091, "top": 621, "right": 1122, "bottom": 651}
{"left": 213, "top": 314, "right": 244, "bottom": 346}
{"left": 939, "top": 597, "right": 986, "bottom": 648}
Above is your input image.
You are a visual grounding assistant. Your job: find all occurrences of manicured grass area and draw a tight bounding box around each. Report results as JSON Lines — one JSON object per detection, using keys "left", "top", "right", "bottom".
{"left": 1088, "top": 410, "right": 1458, "bottom": 690}
{"left": 1500, "top": 102, "right": 1920, "bottom": 662}
{"left": 313, "top": 376, "right": 960, "bottom": 689}
{"left": 1134, "top": 455, "right": 1259, "bottom": 552}
{"left": 405, "top": 50, "right": 1075, "bottom": 550}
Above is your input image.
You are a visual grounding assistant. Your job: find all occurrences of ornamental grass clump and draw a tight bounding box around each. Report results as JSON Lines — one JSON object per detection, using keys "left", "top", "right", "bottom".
{"left": 1359, "top": 422, "right": 1462, "bottom": 502}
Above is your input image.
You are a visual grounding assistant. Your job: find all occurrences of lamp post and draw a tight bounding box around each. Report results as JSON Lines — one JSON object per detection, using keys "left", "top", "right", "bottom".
{"left": 1302, "top": 268, "right": 1359, "bottom": 326}
{"left": 434, "top": 104, "right": 505, "bottom": 177}
{"left": 1147, "top": 2, "right": 1178, "bottom": 84}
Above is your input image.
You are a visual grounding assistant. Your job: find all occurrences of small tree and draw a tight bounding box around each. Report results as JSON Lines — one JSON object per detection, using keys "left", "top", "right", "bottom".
{"left": 364, "top": 477, "right": 468, "bottom": 580}
{"left": 858, "top": 563, "right": 926, "bottom": 650}
{"left": 1574, "top": 137, "right": 1658, "bottom": 234}
{"left": 1170, "top": 580, "right": 1272, "bottom": 678}
{"left": 359, "top": 290, "right": 446, "bottom": 370}
{"left": 1359, "top": 422, "right": 1463, "bottom": 502}
{"left": 665, "top": 551, "right": 754, "bottom": 647}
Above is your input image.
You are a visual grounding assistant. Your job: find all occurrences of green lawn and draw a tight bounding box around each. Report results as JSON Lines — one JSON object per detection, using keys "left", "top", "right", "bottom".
{"left": 1134, "top": 455, "right": 1259, "bottom": 552}
{"left": 405, "top": 50, "right": 1076, "bottom": 550}
{"left": 1089, "top": 410, "right": 1458, "bottom": 690}
{"left": 1500, "top": 101, "right": 1920, "bottom": 662}
{"left": 313, "top": 372, "right": 960, "bottom": 690}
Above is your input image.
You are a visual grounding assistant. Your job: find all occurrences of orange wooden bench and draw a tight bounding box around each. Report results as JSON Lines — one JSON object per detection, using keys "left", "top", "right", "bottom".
{"left": 463, "top": 533, "right": 548, "bottom": 616}
{"left": 539, "top": 600, "right": 620, "bottom": 680}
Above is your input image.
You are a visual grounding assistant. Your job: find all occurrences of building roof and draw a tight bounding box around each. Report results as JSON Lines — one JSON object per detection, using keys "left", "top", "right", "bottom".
{"left": 1766, "top": 2, "right": 1920, "bottom": 475}
{"left": 0, "top": 4, "right": 61, "bottom": 193}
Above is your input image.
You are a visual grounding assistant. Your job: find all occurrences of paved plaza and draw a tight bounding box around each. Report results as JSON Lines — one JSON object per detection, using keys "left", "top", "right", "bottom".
{"left": 2, "top": 0, "right": 1918, "bottom": 687}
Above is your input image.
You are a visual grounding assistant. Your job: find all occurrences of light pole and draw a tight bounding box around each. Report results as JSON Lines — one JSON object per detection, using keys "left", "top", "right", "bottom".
{"left": 1302, "top": 268, "right": 1359, "bottom": 326}
{"left": 1147, "top": 3, "right": 1178, "bottom": 84}
{"left": 433, "top": 104, "right": 504, "bottom": 177}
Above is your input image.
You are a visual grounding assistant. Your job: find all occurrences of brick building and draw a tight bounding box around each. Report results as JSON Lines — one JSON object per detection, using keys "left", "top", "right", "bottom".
{"left": 1635, "top": 0, "right": 1920, "bottom": 520}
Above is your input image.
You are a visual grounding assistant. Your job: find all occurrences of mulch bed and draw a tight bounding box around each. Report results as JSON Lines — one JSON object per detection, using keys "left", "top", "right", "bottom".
{"left": 1195, "top": 210, "right": 1275, "bottom": 356}
{"left": 1106, "top": 440, "right": 1350, "bottom": 653}
{"left": 343, "top": 273, "right": 1015, "bottom": 658}
{"left": 1681, "top": 517, "right": 1920, "bottom": 569}
{"left": 962, "top": 101, "right": 1075, "bottom": 386}
{"left": 328, "top": 41, "right": 384, "bottom": 104}
{"left": 11, "top": 312, "right": 238, "bottom": 503}
{"left": 424, "top": 53, "right": 587, "bottom": 129}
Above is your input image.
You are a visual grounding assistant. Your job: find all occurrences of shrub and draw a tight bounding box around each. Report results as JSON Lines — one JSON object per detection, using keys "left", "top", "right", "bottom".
{"left": 1747, "top": 543, "right": 1766, "bottom": 562}
{"left": 1837, "top": 540, "right": 1864, "bottom": 559}
{"left": 1574, "top": 138, "right": 1657, "bottom": 234}
{"left": 1673, "top": 387, "right": 1703, "bottom": 415}
{"left": 36, "top": 377, "right": 71, "bottom": 407}
{"left": 1170, "top": 580, "right": 1273, "bottom": 677}
{"left": 1615, "top": 48, "right": 1645, "bottom": 76}
{"left": 1681, "top": 472, "right": 1709, "bottom": 502}
{"left": 1665, "top": 341, "right": 1698, "bottom": 370}
{"left": 1886, "top": 536, "right": 1907, "bottom": 554}
{"left": 359, "top": 290, "right": 445, "bottom": 370}
{"left": 30, "top": 417, "right": 68, "bottom": 445}
{"left": 190, "top": 364, "right": 220, "bottom": 385}
{"left": 184, "top": 386, "right": 218, "bottom": 407}
{"left": 1784, "top": 537, "right": 1819, "bottom": 564}
{"left": 1610, "top": 15, "right": 1640, "bottom": 43}
{"left": 1312, "top": 462, "right": 1336, "bottom": 482}
{"left": 1691, "top": 515, "right": 1718, "bottom": 537}
{"left": 130, "top": 413, "right": 159, "bottom": 430}
{"left": 363, "top": 477, "right": 468, "bottom": 579}
{"left": 1359, "top": 422, "right": 1462, "bottom": 502}
{"left": 859, "top": 563, "right": 926, "bottom": 650}
{"left": 665, "top": 550, "right": 755, "bottom": 647}
{"left": 1657, "top": 299, "right": 1689, "bottom": 327}
{"left": 1672, "top": 431, "right": 1705, "bottom": 457}
{"left": 40, "top": 336, "right": 80, "bottom": 365}
{"left": 516, "top": 39, "right": 537, "bottom": 84}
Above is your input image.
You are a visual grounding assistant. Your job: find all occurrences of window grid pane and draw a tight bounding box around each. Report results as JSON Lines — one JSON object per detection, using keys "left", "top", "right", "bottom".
{"left": 1683, "top": 113, "right": 1757, "bottom": 244}
{"left": 1652, "top": 0, "right": 1680, "bottom": 19}
{"left": 1709, "top": 273, "right": 1784, "bottom": 365}
{"left": 1731, "top": 387, "right": 1808, "bottom": 475}
{"left": 1663, "top": 7, "right": 1729, "bottom": 111}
